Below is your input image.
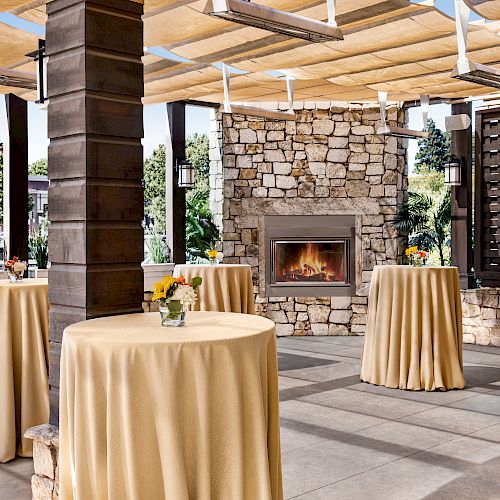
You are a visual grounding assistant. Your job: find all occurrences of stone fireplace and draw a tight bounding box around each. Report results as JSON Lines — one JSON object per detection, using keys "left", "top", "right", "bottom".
{"left": 265, "top": 215, "right": 355, "bottom": 297}
{"left": 212, "top": 101, "right": 408, "bottom": 335}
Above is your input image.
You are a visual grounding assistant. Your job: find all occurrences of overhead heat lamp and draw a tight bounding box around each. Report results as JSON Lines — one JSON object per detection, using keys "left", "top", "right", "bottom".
{"left": 204, "top": 0, "right": 343, "bottom": 43}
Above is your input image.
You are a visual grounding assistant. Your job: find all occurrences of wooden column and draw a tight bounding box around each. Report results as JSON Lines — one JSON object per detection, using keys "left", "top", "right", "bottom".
{"left": 451, "top": 102, "right": 474, "bottom": 289}
{"left": 46, "top": 0, "right": 144, "bottom": 424}
{"left": 166, "top": 102, "right": 186, "bottom": 264}
{"left": 2, "top": 94, "right": 28, "bottom": 261}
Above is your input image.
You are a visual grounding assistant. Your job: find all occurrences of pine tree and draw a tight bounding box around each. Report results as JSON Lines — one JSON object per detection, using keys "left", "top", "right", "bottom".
{"left": 414, "top": 118, "right": 450, "bottom": 174}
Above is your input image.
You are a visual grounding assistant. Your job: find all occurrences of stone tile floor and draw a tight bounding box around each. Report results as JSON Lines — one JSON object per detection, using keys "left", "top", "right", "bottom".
{"left": 1, "top": 337, "right": 500, "bottom": 499}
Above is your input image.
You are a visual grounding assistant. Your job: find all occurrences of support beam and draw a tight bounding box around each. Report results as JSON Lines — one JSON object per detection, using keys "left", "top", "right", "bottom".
{"left": 2, "top": 94, "right": 28, "bottom": 262}
{"left": 166, "top": 102, "right": 186, "bottom": 264}
{"left": 451, "top": 102, "right": 474, "bottom": 289}
{"left": 46, "top": 0, "right": 144, "bottom": 424}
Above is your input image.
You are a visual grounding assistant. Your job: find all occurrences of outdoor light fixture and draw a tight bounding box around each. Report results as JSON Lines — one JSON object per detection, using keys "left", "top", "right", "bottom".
{"left": 176, "top": 159, "right": 195, "bottom": 188}
{"left": 221, "top": 63, "right": 297, "bottom": 120}
{"left": 451, "top": 0, "right": 500, "bottom": 89}
{"left": 204, "top": 0, "right": 343, "bottom": 43}
{"left": 376, "top": 91, "right": 429, "bottom": 139}
{"left": 445, "top": 113, "right": 471, "bottom": 131}
{"left": 444, "top": 157, "right": 463, "bottom": 186}
{"left": 0, "top": 68, "right": 37, "bottom": 90}
{"left": 25, "top": 39, "right": 48, "bottom": 105}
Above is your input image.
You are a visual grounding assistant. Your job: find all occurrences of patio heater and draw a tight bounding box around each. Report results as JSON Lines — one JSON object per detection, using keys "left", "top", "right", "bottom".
{"left": 451, "top": 0, "right": 500, "bottom": 89}
{"left": 176, "top": 159, "right": 195, "bottom": 188}
{"left": 444, "top": 158, "right": 463, "bottom": 186}
{"left": 376, "top": 91, "right": 429, "bottom": 139}
{"left": 204, "top": 0, "right": 343, "bottom": 43}
{"left": 221, "top": 63, "right": 297, "bottom": 120}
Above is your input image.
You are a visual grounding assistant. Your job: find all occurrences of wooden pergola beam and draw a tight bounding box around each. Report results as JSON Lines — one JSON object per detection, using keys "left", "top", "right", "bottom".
{"left": 2, "top": 93, "right": 28, "bottom": 262}
{"left": 46, "top": 0, "right": 145, "bottom": 424}
{"left": 451, "top": 101, "right": 474, "bottom": 289}
{"left": 166, "top": 101, "right": 186, "bottom": 264}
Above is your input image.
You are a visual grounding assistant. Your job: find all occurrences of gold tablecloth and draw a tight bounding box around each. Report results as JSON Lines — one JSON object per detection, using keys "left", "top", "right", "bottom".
{"left": 361, "top": 266, "right": 465, "bottom": 391}
{"left": 174, "top": 264, "right": 255, "bottom": 314}
{"left": 0, "top": 278, "right": 49, "bottom": 462}
{"left": 59, "top": 311, "right": 282, "bottom": 500}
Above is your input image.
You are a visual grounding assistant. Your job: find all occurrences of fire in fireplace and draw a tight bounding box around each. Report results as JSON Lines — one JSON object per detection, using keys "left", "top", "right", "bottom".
{"left": 274, "top": 241, "right": 345, "bottom": 284}
{"left": 265, "top": 215, "right": 355, "bottom": 297}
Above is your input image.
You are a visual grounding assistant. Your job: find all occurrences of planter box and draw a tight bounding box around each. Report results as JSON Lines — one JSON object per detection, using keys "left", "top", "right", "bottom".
{"left": 142, "top": 263, "right": 175, "bottom": 292}
{"left": 35, "top": 269, "right": 49, "bottom": 279}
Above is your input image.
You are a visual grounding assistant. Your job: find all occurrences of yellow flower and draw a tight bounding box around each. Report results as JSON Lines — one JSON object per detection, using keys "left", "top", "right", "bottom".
{"left": 152, "top": 281, "right": 166, "bottom": 302}
{"left": 207, "top": 249, "right": 218, "bottom": 259}
{"left": 406, "top": 246, "right": 418, "bottom": 256}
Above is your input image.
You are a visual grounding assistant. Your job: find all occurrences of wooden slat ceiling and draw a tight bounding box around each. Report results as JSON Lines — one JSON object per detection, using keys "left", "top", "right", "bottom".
{"left": 1, "top": 0, "right": 500, "bottom": 104}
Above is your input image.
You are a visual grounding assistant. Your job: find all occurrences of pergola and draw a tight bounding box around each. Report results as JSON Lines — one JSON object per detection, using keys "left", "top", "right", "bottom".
{"left": 1, "top": 0, "right": 499, "bottom": 424}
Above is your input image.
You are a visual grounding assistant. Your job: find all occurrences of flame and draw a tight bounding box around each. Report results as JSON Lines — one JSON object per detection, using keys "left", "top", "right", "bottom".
{"left": 283, "top": 243, "right": 342, "bottom": 282}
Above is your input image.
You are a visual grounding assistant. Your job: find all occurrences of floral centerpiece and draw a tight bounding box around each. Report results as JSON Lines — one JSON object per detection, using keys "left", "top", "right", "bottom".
{"left": 152, "top": 274, "right": 202, "bottom": 327}
{"left": 4, "top": 256, "right": 27, "bottom": 282}
{"left": 405, "top": 246, "right": 428, "bottom": 267}
{"left": 206, "top": 249, "right": 223, "bottom": 265}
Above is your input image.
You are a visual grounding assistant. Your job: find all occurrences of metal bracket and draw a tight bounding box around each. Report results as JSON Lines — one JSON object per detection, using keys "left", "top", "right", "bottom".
{"left": 454, "top": 0, "right": 471, "bottom": 73}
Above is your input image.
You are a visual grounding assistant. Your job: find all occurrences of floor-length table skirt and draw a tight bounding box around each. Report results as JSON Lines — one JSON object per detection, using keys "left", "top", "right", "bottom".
{"left": 59, "top": 311, "right": 282, "bottom": 500}
{"left": 361, "top": 266, "right": 465, "bottom": 391}
{"left": 0, "top": 279, "right": 49, "bottom": 462}
{"left": 174, "top": 264, "right": 255, "bottom": 314}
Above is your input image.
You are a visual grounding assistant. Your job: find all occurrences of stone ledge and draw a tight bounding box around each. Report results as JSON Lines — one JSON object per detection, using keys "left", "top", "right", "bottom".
{"left": 461, "top": 288, "right": 500, "bottom": 347}
{"left": 25, "top": 424, "right": 59, "bottom": 500}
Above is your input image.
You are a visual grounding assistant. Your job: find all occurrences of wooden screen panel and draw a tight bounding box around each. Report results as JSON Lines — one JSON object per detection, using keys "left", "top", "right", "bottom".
{"left": 475, "top": 108, "right": 500, "bottom": 286}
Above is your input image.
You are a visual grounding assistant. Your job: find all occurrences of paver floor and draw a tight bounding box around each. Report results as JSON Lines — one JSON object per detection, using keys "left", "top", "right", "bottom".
{"left": 1, "top": 338, "right": 499, "bottom": 500}
{"left": 278, "top": 337, "right": 500, "bottom": 500}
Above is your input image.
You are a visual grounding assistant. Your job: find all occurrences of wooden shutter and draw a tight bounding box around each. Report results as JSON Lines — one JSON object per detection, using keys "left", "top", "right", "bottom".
{"left": 475, "top": 108, "right": 500, "bottom": 286}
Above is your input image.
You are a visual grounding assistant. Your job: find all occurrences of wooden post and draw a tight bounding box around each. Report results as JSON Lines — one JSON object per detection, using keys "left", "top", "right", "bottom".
{"left": 46, "top": 0, "right": 144, "bottom": 424}
{"left": 2, "top": 94, "right": 28, "bottom": 262}
{"left": 450, "top": 102, "right": 474, "bottom": 289}
{"left": 167, "top": 102, "right": 186, "bottom": 264}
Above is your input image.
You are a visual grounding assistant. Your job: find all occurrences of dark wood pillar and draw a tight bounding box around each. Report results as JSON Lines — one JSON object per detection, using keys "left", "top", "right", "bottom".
{"left": 46, "top": 0, "right": 144, "bottom": 424}
{"left": 451, "top": 102, "right": 474, "bottom": 289}
{"left": 167, "top": 102, "right": 186, "bottom": 264}
{"left": 3, "top": 94, "right": 28, "bottom": 262}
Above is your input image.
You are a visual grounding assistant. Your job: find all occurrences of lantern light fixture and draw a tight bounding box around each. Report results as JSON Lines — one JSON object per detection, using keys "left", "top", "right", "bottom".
{"left": 176, "top": 159, "right": 195, "bottom": 188}
{"left": 444, "top": 157, "right": 462, "bottom": 186}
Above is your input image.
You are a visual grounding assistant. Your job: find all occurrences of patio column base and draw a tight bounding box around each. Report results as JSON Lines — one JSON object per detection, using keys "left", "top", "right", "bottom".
{"left": 25, "top": 424, "right": 59, "bottom": 500}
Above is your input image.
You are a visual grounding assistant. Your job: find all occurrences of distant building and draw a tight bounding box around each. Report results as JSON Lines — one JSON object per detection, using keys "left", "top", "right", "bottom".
{"left": 29, "top": 175, "right": 48, "bottom": 232}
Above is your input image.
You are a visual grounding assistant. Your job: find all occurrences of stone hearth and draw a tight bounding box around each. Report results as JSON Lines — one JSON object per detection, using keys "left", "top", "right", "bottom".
{"left": 215, "top": 102, "right": 408, "bottom": 336}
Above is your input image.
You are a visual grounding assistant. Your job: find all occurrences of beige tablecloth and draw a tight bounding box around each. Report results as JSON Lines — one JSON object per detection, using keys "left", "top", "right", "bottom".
{"left": 0, "top": 278, "right": 49, "bottom": 462}
{"left": 59, "top": 311, "right": 282, "bottom": 500}
{"left": 361, "top": 266, "right": 465, "bottom": 391}
{"left": 174, "top": 264, "right": 255, "bottom": 314}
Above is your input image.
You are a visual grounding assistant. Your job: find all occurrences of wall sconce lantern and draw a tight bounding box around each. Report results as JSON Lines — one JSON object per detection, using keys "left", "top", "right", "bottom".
{"left": 176, "top": 159, "right": 195, "bottom": 188}
{"left": 444, "top": 157, "right": 462, "bottom": 186}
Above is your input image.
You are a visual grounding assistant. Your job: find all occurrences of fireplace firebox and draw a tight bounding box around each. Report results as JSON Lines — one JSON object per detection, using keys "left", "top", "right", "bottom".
{"left": 265, "top": 216, "right": 355, "bottom": 297}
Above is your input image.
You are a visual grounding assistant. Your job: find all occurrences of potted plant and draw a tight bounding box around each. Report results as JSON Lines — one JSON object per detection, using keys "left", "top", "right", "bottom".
{"left": 29, "top": 223, "right": 49, "bottom": 278}
{"left": 142, "top": 227, "right": 175, "bottom": 292}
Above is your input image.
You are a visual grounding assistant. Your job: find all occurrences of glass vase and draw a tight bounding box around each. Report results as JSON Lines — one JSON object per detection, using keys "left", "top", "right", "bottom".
{"left": 159, "top": 299, "right": 187, "bottom": 327}
{"left": 8, "top": 272, "right": 23, "bottom": 283}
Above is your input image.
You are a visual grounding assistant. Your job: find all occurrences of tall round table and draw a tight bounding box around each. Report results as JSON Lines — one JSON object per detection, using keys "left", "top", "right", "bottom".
{"left": 59, "top": 311, "right": 282, "bottom": 500}
{"left": 174, "top": 264, "right": 255, "bottom": 314}
{"left": 0, "top": 278, "right": 49, "bottom": 462}
{"left": 361, "top": 266, "right": 465, "bottom": 391}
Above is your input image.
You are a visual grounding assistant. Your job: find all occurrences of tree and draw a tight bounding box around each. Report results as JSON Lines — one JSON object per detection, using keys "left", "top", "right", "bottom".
{"left": 392, "top": 191, "right": 451, "bottom": 266}
{"left": 186, "top": 133, "right": 210, "bottom": 200}
{"left": 29, "top": 158, "right": 48, "bottom": 176}
{"left": 414, "top": 119, "right": 450, "bottom": 174}
{"left": 143, "top": 144, "right": 166, "bottom": 233}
